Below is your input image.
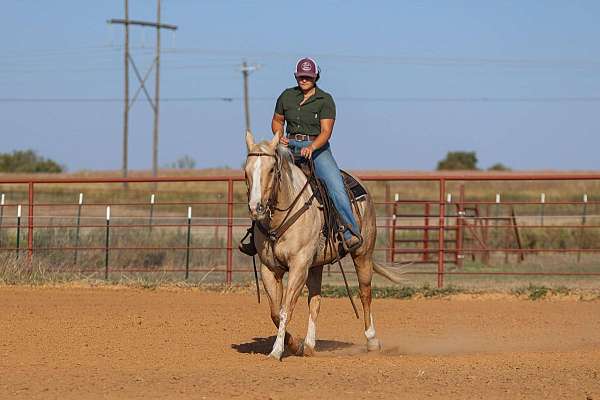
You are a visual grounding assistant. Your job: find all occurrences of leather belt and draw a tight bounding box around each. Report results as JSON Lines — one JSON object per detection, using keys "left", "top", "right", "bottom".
{"left": 288, "top": 133, "right": 316, "bottom": 141}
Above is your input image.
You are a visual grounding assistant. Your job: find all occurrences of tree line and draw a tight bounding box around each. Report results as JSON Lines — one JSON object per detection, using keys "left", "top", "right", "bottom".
{"left": 0, "top": 149, "right": 509, "bottom": 173}
{"left": 437, "top": 151, "right": 510, "bottom": 171}
{"left": 0, "top": 150, "right": 64, "bottom": 173}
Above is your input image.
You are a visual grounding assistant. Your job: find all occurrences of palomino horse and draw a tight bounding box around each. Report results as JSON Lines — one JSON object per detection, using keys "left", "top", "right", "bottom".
{"left": 244, "top": 131, "right": 403, "bottom": 360}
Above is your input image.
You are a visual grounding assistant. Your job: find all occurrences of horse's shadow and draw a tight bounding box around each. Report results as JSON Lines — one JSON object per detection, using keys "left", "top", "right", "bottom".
{"left": 232, "top": 336, "right": 354, "bottom": 355}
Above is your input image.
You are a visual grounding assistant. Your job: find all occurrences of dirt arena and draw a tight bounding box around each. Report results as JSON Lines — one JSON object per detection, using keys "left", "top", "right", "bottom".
{"left": 1, "top": 286, "right": 599, "bottom": 399}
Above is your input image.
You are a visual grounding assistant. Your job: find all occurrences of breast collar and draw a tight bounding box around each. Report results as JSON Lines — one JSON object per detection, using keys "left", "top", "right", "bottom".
{"left": 246, "top": 151, "right": 313, "bottom": 244}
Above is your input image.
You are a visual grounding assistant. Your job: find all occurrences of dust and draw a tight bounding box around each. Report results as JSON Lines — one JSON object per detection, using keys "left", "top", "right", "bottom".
{"left": 317, "top": 325, "right": 600, "bottom": 357}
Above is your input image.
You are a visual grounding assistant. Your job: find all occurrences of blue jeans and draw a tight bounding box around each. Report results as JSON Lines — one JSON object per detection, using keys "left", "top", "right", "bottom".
{"left": 288, "top": 140, "right": 358, "bottom": 240}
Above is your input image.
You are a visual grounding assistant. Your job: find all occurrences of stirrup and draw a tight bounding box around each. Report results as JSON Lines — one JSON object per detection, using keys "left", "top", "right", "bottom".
{"left": 238, "top": 226, "right": 257, "bottom": 256}
{"left": 239, "top": 240, "right": 257, "bottom": 256}
{"left": 340, "top": 232, "right": 363, "bottom": 254}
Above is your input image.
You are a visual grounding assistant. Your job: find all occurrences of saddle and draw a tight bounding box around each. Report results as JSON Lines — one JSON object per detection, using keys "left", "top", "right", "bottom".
{"left": 296, "top": 159, "right": 367, "bottom": 202}
{"left": 341, "top": 170, "right": 368, "bottom": 201}
{"left": 238, "top": 157, "right": 367, "bottom": 265}
{"left": 296, "top": 159, "right": 368, "bottom": 242}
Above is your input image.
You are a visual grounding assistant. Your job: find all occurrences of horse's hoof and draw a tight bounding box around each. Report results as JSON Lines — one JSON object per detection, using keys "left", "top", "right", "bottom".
{"left": 267, "top": 351, "right": 282, "bottom": 361}
{"left": 302, "top": 345, "right": 316, "bottom": 357}
{"left": 367, "top": 338, "right": 382, "bottom": 352}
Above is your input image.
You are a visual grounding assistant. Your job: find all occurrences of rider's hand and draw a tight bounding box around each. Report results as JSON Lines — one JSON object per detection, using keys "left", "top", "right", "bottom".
{"left": 279, "top": 136, "right": 289, "bottom": 146}
{"left": 300, "top": 145, "right": 315, "bottom": 159}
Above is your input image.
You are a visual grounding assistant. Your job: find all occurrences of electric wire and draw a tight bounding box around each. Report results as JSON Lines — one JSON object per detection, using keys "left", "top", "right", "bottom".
{"left": 4, "top": 46, "right": 600, "bottom": 68}
{"left": 1, "top": 96, "right": 600, "bottom": 103}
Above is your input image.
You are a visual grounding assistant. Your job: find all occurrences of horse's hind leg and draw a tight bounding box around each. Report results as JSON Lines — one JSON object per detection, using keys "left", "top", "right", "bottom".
{"left": 303, "top": 265, "right": 324, "bottom": 356}
{"left": 260, "top": 264, "right": 301, "bottom": 356}
{"left": 352, "top": 254, "right": 382, "bottom": 351}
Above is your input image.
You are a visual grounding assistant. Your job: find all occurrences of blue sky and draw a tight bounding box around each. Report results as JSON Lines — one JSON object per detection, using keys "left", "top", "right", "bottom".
{"left": 1, "top": 0, "right": 599, "bottom": 172}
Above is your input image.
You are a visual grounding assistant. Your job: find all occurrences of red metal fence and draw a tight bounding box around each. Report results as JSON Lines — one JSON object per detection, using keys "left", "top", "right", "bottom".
{"left": 0, "top": 172, "right": 599, "bottom": 288}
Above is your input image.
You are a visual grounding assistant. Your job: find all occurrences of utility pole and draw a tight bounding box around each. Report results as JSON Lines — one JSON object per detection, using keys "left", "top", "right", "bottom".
{"left": 240, "top": 61, "right": 261, "bottom": 133}
{"left": 108, "top": 0, "right": 177, "bottom": 181}
{"left": 152, "top": 0, "right": 161, "bottom": 179}
{"left": 123, "top": 0, "right": 129, "bottom": 186}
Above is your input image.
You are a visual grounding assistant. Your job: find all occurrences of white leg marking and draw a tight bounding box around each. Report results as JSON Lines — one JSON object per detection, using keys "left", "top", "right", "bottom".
{"left": 249, "top": 157, "right": 262, "bottom": 211}
{"left": 270, "top": 310, "right": 287, "bottom": 359}
{"left": 305, "top": 316, "right": 316, "bottom": 350}
{"left": 365, "top": 313, "right": 381, "bottom": 351}
{"left": 364, "top": 314, "right": 376, "bottom": 340}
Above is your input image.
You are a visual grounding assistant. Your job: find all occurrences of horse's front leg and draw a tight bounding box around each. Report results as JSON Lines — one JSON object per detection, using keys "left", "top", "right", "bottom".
{"left": 269, "top": 258, "right": 310, "bottom": 360}
{"left": 260, "top": 263, "right": 301, "bottom": 355}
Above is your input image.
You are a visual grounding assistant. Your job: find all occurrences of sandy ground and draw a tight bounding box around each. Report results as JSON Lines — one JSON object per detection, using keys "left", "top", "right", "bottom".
{"left": 1, "top": 286, "right": 599, "bottom": 400}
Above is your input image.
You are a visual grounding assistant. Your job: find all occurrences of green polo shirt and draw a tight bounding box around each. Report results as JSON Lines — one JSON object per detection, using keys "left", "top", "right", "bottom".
{"left": 274, "top": 86, "right": 336, "bottom": 136}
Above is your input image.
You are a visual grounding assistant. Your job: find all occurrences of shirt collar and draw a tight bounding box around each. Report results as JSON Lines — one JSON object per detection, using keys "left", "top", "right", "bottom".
{"left": 294, "top": 86, "right": 324, "bottom": 101}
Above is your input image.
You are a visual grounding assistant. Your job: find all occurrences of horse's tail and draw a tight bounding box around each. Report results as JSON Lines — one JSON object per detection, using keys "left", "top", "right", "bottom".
{"left": 373, "top": 262, "right": 411, "bottom": 284}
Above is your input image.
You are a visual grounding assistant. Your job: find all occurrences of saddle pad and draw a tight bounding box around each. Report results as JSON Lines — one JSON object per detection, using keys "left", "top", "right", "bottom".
{"left": 340, "top": 170, "right": 368, "bottom": 201}
{"left": 294, "top": 159, "right": 368, "bottom": 204}
{"left": 309, "top": 170, "right": 368, "bottom": 207}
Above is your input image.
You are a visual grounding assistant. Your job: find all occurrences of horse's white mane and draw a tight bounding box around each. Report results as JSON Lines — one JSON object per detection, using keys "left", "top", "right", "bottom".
{"left": 276, "top": 144, "right": 308, "bottom": 196}
{"left": 276, "top": 144, "right": 294, "bottom": 166}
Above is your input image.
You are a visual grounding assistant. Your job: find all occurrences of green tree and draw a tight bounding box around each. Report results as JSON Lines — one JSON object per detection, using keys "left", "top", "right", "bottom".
{"left": 436, "top": 151, "right": 478, "bottom": 170}
{"left": 487, "top": 163, "right": 511, "bottom": 171}
{"left": 0, "top": 150, "right": 63, "bottom": 173}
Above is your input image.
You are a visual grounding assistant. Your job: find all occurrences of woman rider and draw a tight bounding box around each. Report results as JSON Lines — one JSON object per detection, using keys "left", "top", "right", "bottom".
{"left": 239, "top": 57, "right": 362, "bottom": 255}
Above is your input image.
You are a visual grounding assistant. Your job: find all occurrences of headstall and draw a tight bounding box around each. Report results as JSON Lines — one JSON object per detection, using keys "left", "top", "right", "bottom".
{"left": 245, "top": 151, "right": 313, "bottom": 243}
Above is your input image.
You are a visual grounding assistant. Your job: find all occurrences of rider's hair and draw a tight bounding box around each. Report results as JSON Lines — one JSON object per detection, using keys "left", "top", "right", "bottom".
{"left": 294, "top": 71, "right": 320, "bottom": 83}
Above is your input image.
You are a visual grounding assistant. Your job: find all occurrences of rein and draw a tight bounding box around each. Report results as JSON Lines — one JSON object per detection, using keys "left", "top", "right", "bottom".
{"left": 246, "top": 150, "right": 359, "bottom": 318}
{"left": 246, "top": 151, "right": 314, "bottom": 244}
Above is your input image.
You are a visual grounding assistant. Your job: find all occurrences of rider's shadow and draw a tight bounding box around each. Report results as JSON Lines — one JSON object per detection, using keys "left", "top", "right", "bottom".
{"left": 232, "top": 336, "right": 354, "bottom": 355}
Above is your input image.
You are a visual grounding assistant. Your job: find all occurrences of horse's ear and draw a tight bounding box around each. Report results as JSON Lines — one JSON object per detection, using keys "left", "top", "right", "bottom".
{"left": 245, "top": 130, "right": 254, "bottom": 152}
{"left": 270, "top": 131, "right": 282, "bottom": 150}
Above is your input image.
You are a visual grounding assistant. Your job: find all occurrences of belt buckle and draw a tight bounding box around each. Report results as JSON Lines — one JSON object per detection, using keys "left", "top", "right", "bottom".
{"left": 294, "top": 134, "right": 305, "bottom": 141}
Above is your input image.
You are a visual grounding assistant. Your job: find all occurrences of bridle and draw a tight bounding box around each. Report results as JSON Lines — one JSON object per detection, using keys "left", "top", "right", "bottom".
{"left": 245, "top": 150, "right": 313, "bottom": 243}
{"left": 246, "top": 151, "right": 281, "bottom": 219}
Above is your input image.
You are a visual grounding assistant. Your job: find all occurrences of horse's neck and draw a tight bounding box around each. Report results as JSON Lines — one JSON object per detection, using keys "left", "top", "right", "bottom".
{"left": 270, "top": 163, "right": 312, "bottom": 224}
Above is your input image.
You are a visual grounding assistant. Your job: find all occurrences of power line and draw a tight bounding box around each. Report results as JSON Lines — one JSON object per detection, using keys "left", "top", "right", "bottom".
{"left": 4, "top": 45, "right": 119, "bottom": 58}
{"left": 333, "top": 96, "right": 600, "bottom": 103}
{"left": 0, "top": 63, "right": 240, "bottom": 74}
{"left": 0, "top": 97, "right": 235, "bottom": 103}
{"left": 5, "top": 46, "right": 600, "bottom": 68}
{"left": 2, "top": 96, "right": 600, "bottom": 103}
{"left": 160, "top": 48, "right": 600, "bottom": 68}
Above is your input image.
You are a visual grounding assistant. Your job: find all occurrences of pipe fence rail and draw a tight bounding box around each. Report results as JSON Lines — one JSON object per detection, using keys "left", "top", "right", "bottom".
{"left": 1, "top": 173, "right": 600, "bottom": 288}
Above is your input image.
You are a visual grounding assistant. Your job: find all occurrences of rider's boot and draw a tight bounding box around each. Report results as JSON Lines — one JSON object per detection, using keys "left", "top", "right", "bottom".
{"left": 341, "top": 226, "right": 363, "bottom": 253}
